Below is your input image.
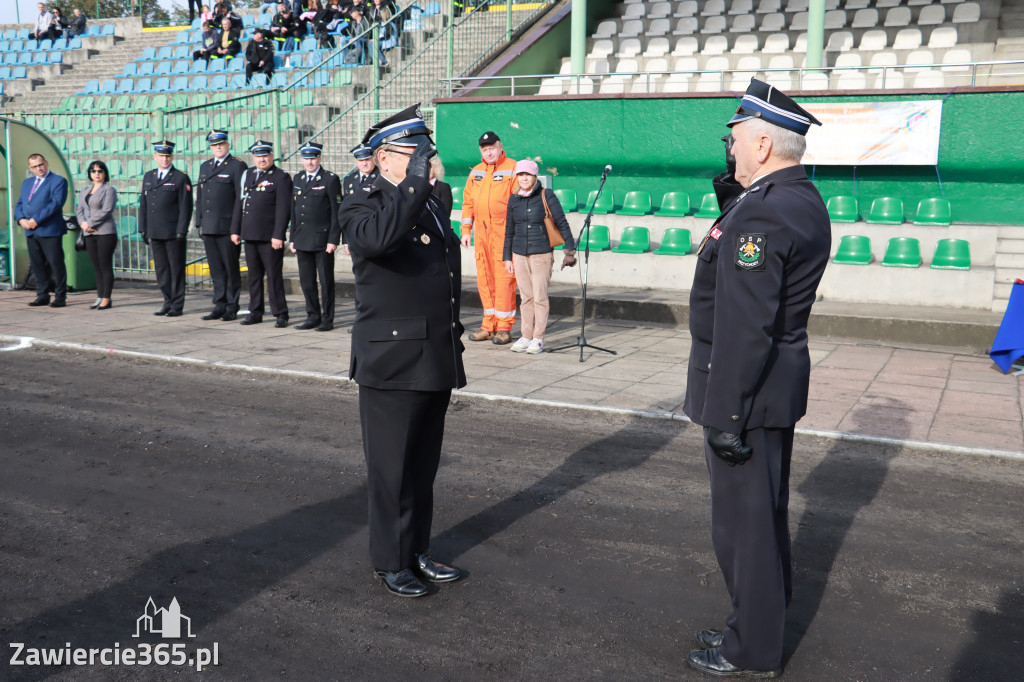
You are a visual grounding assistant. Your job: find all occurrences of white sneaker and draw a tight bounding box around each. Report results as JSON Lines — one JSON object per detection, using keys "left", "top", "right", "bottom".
{"left": 510, "top": 336, "right": 532, "bottom": 353}
{"left": 526, "top": 338, "right": 544, "bottom": 354}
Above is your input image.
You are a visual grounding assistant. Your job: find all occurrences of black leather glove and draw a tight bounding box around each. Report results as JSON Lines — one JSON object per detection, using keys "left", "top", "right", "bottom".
{"left": 707, "top": 427, "right": 752, "bottom": 466}
{"left": 406, "top": 139, "right": 436, "bottom": 181}
{"left": 721, "top": 134, "right": 736, "bottom": 176}
{"left": 176, "top": 233, "right": 186, "bottom": 240}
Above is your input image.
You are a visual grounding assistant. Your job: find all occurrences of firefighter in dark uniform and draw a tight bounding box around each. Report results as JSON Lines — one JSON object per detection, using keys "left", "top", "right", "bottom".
{"left": 684, "top": 79, "right": 831, "bottom": 679}
{"left": 230, "top": 139, "right": 292, "bottom": 327}
{"left": 289, "top": 141, "right": 342, "bottom": 332}
{"left": 342, "top": 144, "right": 379, "bottom": 198}
{"left": 195, "top": 129, "right": 247, "bottom": 321}
{"left": 140, "top": 140, "right": 194, "bottom": 317}
{"left": 339, "top": 105, "right": 466, "bottom": 599}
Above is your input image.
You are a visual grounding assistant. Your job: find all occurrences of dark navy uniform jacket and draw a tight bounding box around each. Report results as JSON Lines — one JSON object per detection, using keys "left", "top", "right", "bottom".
{"left": 195, "top": 155, "right": 247, "bottom": 236}
{"left": 342, "top": 167, "right": 379, "bottom": 198}
{"left": 339, "top": 173, "right": 466, "bottom": 393}
{"left": 290, "top": 167, "right": 342, "bottom": 251}
{"left": 684, "top": 164, "right": 831, "bottom": 434}
{"left": 140, "top": 166, "right": 193, "bottom": 240}
{"left": 230, "top": 165, "right": 292, "bottom": 242}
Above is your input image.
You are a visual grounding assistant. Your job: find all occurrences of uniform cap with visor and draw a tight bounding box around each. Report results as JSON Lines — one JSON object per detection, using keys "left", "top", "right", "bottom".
{"left": 362, "top": 104, "right": 433, "bottom": 151}
{"left": 728, "top": 78, "right": 821, "bottom": 136}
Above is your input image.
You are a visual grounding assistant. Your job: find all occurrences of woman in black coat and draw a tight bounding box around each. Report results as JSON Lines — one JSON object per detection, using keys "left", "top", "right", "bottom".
{"left": 501, "top": 159, "right": 576, "bottom": 354}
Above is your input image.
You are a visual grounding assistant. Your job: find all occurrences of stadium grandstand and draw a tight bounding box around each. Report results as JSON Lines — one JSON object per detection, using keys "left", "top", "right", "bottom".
{"left": 1, "top": 0, "right": 1022, "bottom": 315}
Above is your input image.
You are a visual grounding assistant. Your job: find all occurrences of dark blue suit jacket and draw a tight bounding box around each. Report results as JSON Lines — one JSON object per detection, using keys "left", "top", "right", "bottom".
{"left": 14, "top": 172, "right": 69, "bottom": 238}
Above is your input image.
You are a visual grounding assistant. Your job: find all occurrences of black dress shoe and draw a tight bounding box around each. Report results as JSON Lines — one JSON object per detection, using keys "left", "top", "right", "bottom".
{"left": 274, "top": 316, "right": 289, "bottom": 328}
{"left": 201, "top": 311, "right": 224, "bottom": 321}
{"left": 89, "top": 299, "right": 102, "bottom": 310}
{"left": 696, "top": 629, "right": 724, "bottom": 650}
{"left": 221, "top": 311, "right": 238, "bottom": 321}
{"left": 97, "top": 302, "right": 113, "bottom": 310}
{"left": 165, "top": 310, "right": 182, "bottom": 317}
{"left": 414, "top": 554, "right": 462, "bottom": 583}
{"left": 374, "top": 569, "right": 428, "bottom": 598}
{"left": 240, "top": 315, "right": 262, "bottom": 325}
{"left": 49, "top": 300, "right": 66, "bottom": 308}
{"left": 294, "top": 319, "right": 320, "bottom": 330}
{"left": 28, "top": 297, "right": 50, "bottom": 307}
{"left": 154, "top": 308, "right": 169, "bottom": 316}
{"left": 686, "top": 647, "right": 780, "bottom": 679}
{"left": 315, "top": 322, "right": 333, "bottom": 332}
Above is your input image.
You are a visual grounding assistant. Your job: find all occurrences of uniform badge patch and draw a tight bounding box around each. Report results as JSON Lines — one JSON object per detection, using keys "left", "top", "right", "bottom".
{"left": 420, "top": 233, "right": 431, "bottom": 245}
{"left": 736, "top": 234, "right": 766, "bottom": 271}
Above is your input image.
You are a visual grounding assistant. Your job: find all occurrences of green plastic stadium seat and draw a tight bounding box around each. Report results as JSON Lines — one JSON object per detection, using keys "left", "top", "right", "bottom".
{"left": 826, "top": 195, "right": 859, "bottom": 223}
{"left": 127, "top": 136, "right": 147, "bottom": 154}
{"left": 612, "top": 226, "right": 651, "bottom": 253}
{"left": 236, "top": 112, "right": 255, "bottom": 129}
{"left": 655, "top": 192, "right": 690, "bottom": 217}
{"left": 107, "top": 159, "right": 123, "bottom": 178}
{"left": 78, "top": 96, "right": 96, "bottom": 111}
{"left": 68, "top": 137, "right": 86, "bottom": 153}
{"left": 832, "top": 235, "right": 872, "bottom": 265}
{"left": 150, "top": 94, "right": 168, "bottom": 109}
{"left": 930, "top": 238, "right": 970, "bottom": 270}
{"left": 553, "top": 188, "right": 577, "bottom": 212}
{"left": 654, "top": 227, "right": 692, "bottom": 255}
{"left": 451, "top": 186, "right": 463, "bottom": 210}
{"left": 118, "top": 216, "right": 144, "bottom": 242}
{"left": 617, "top": 191, "right": 652, "bottom": 216}
{"left": 578, "top": 224, "right": 611, "bottom": 252}
{"left": 280, "top": 111, "right": 298, "bottom": 129}
{"left": 125, "top": 159, "right": 144, "bottom": 178}
{"left": 130, "top": 94, "right": 150, "bottom": 111}
{"left": 881, "top": 237, "right": 921, "bottom": 268}
{"left": 332, "top": 70, "right": 353, "bottom": 87}
{"left": 188, "top": 93, "right": 208, "bottom": 107}
{"left": 913, "top": 198, "right": 952, "bottom": 226}
{"left": 109, "top": 137, "right": 126, "bottom": 153}
{"left": 866, "top": 197, "right": 904, "bottom": 225}
{"left": 584, "top": 190, "right": 614, "bottom": 214}
{"left": 694, "top": 192, "right": 720, "bottom": 218}
{"left": 58, "top": 96, "right": 77, "bottom": 112}
{"left": 173, "top": 135, "right": 190, "bottom": 153}
{"left": 212, "top": 112, "right": 232, "bottom": 129}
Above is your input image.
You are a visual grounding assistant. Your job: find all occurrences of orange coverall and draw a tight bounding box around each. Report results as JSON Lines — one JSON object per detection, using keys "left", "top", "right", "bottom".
{"left": 461, "top": 151, "right": 518, "bottom": 332}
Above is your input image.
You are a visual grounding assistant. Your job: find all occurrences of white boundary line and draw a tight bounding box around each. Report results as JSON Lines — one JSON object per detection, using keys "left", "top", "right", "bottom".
{"left": 4, "top": 334, "right": 1023, "bottom": 463}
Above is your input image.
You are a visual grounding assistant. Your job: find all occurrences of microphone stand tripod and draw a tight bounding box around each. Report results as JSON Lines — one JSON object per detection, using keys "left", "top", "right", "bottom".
{"left": 547, "top": 167, "right": 617, "bottom": 362}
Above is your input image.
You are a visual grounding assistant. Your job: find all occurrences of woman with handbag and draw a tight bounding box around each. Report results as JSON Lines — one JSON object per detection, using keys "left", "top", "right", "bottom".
{"left": 76, "top": 160, "right": 118, "bottom": 310}
{"left": 502, "top": 159, "right": 576, "bottom": 354}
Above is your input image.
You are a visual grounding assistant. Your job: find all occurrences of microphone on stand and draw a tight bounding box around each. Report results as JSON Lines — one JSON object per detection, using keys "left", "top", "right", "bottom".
{"left": 601, "top": 164, "right": 612, "bottom": 180}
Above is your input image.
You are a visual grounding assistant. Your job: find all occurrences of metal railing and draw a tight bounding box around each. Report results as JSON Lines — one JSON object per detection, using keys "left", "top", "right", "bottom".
{"left": 440, "top": 59, "right": 1024, "bottom": 97}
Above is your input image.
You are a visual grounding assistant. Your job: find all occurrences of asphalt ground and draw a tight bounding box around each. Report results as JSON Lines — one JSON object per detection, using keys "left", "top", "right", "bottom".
{"left": 1, "top": 349, "right": 1022, "bottom": 681}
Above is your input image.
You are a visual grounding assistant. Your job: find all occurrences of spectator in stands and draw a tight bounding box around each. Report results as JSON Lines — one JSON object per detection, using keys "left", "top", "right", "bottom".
{"left": 271, "top": 3, "right": 302, "bottom": 51}
{"left": 311, "top": 0, "right": 341, "bottom": 48}
{"left": 212, "top": 1, "right": 243, "bottom": 31}
{"left": 200, "top": 5, "right": 213, "bottom": 23}
{"left": 16, "top": 153, "right": 69, "bottom": 308}
{"left": 193, "top": 20, "right": 219, "bottom": 62}
{"left": 49, "top": 7, "right": 69, "bottom": 40}
{"left": 213, "top": 16, "right": 242, "bottom": 60}
{"left": 365, "top": 0, "right": 399, "bottom": 52}
{"left": 68, "top": 8, "right": 87, "bottom": 38}
{"left": 30, "top": 3, "right": 54, "bottom": 46}
{"left": 258, "top": 1, "right": 278, "bottom": 14}
{"left": 501, "top": 159, "right": 575, "bottom": 355}
{"left": 187, "top": 0, "right": 200, "bottom": 23}
{"left": 77, "top": 160, "right": 118, "bottom": 311}
{"left": 244, "top": 29, "right": 275, "bottom": 84}
{"left": 343, "top": 6, "right": 371, "bottom": 64}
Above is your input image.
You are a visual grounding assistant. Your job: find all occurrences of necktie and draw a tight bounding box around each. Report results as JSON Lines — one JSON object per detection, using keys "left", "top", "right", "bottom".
{"left": 28, "top": 177, "right": 43, "bottom": 201}
{"left": 360, "top": 175, "right": 366, "bottom": 184}
{"left": 158, "top": 171, "right": 166, "bottom": 182}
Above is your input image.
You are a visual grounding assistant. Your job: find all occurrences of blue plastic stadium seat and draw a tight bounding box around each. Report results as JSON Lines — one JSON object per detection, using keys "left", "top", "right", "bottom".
{"left": 10, "top": 39, "right": 24, "bottom": 51}
{"left": 85, "top": 25, "right": 101, "bottom": 37}
{"left": 0, "top": 67, "right": 9, "bottom": 79}
{"left": 172, "top": 30, "right": 190, "bottom": 44}
{"left": 138, "top": 61, "right": 154, "bottom": 76}
{"left": 424, "top": 2, "right": 441, "bottom": 16}
{"left": 17, "top": 29, "right": 30, "bottom": 39}
{"left": 1, "top": 30, "right": 14, "bottom": 40}
{"left": 153, "top": 76, "right": 171, "bottom": 92}
{"left": 18, "top": 53, "right": 32, "bottom": 65}
{"left": 191, "top": 75, "right": 208, "bottom": 91}
{"left": 101, "top": 25, "right": 116, "bottom": 37}
{"left": 270, "top": 72, "right": 287, "bottom": 87}
{"left": 2, "top": 54, "right": 15, "bottom": 66}
{"left": 226, "top": 57, "right": 244, "bottom": 72}
{"left": 249, "top": 73, "right": 269, "bottom": 88}
{"left": 257, "top": 14, "right": 273, "bottom": 28}
{"left": 173, "top": 59, "right": 190, "bottom": 74}
{"left": 156, "top": 46, "right": 172, "bottom": 61}
{"left": 121, "top": 62, "right": 137, "bottom": 77}
{"left": 242, "top": 15, "right": 255, "bottom": 27}
{"left": 68, "top": 37, "right": 82, "bottom": 49}
{"left": 306, "top": 52, "right": 323, "bottom": 68}
{"left": 117, "top": 78, "right": 135, "bottom": 93}
{"left": 170, "top": 76, "right": 189, "bottom": 92}
{"left": 155, "top": 61, "right": 171, "bottom": 76}
{"left": 192, "top": 59, "right": 207, "bottom": 74}
{"left": 229, "top": 74, "right": 246, "bottom": 89}
{"left": 81, "top": 79, "right": 100, "bottom": 94}
{"left": 38, "top": 39, "right": 52, "bottom": 50}
{"left": 52, "top": 38, "right": 67, "bottom": 50}
{"left": 173, "top": 45, "right": 190, "bottom": 60}
{"left": 47, "top": 51, "right": 63, "bottom": 64}
{"left": 0, "top": 40, "right": 9, "bottom": 51}
{"left": 12, "top": 66, "right": 26, "bottom": 79}
{"left": 299, "top": 37, "right": 317, "bottom": 52}
{"left": 210, "top": 74, "right": 228, "bottom": 90}
{"left": 32, "top": 52, "right": 48, "bottom": 64}
{"left": 135, "top": 77, "right": 154, "bottom": 93}
{"left": 139, "top": 46, "right": 156, "bottom": 61}
{"left": 207, "top": 58, "right": 225, "bottom": 73}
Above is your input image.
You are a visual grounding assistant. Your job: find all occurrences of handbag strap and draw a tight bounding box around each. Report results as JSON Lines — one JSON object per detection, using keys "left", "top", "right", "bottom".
{"left": 540, "top": 187, "right": 553, "bottom": 219}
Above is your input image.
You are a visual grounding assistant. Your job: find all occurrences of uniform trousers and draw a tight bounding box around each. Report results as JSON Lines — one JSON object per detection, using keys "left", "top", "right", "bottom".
{"left": 295, "top": 249, "right": 335, "bottom": 324}
{"left": 202, "top": 234, "right": 241, "bottom": 315}
{"left": 705, "top": 425, "right": 794, "bottom": 672}
{"left": 150, "top": 237, "right": 187, "bottom": 312}
{"left": 511, "top": 251, "right": 553, "bottom": 339}
{"left": 84, "top": 234, "right": 117, "bottom": 298}
{"left": 244, "top": 240, "right": 287, "bottom": 318}
{"left": 26, "top": 235, "right": 67, "bottom": 300}
{"left": 359, "top": 385, "right": 451, "bottom": 572}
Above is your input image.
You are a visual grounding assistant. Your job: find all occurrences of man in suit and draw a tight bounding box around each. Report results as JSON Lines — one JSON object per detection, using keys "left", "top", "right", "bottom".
{"left": 339, "top": 105, "right": 466, "bottom": 598}
{"left": 230, "top": 140, "right": 292, "bottom": 327}
{"left": 15, "top": 153, "right": 69, "bottom": 307}
{"left": 140, "top": 141, "right": 194, "bottom": 317}
{"left": 195, "top": 129, "right": 247, "bottom": 321}
{"left": 289, "top": 141, "right": 342, "bottom": 332}
{"left": 684, "top": 79, "right": 831, "bottom": 679}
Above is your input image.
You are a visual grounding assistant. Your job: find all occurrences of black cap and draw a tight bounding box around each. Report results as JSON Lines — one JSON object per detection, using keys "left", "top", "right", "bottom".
{"left": 728, "top": 78, "right": 822, "bottom": 136}
{"left": 478, "top": 131, "right": 500, "bottom": 146}
{"left": 152, "top": 139, "right": 175, "bottom": 155}
{"left": 362, "top": 104, "right": 433, "bottom": 151}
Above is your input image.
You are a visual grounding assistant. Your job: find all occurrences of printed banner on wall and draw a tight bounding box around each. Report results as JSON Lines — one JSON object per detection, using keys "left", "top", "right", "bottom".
{"left": 802, "top": 101, "right": 943, "bottom": 166}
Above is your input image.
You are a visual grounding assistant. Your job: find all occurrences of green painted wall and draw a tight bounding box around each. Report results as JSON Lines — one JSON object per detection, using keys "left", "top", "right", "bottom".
{"left": 436, "top": 91, "right": 1024, "bottom": 224}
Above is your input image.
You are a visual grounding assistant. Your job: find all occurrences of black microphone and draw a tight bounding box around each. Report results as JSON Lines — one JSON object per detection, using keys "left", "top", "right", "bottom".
{"left": 601, "top": 164, "right": 612, "bottom": 180}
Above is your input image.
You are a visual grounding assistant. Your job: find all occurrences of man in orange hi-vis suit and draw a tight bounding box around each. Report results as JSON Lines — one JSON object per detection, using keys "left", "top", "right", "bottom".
{"left": 460, "top": 131, "right": 518, "bottom": 345}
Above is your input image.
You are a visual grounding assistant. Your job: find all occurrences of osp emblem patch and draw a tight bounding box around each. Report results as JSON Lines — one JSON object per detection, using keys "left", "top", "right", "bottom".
{"left": 736, "top": 233, "right": 766, "bottom": 271}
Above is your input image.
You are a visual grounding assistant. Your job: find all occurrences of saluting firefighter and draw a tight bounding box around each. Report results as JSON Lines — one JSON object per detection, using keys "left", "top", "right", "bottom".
{"left": 195, "top": 129, "right": 247, "bottom": 321}
{"left": 140, "top": 140, "right": 194, "bottom": 317}
{"left": 289, "top": 141, "right": 342, "bottom": 332}
{"left": 230, "top": 139, "right": 292, "bottom": 327}
{"left": 683, "top": 79, "right": 831, "bottom": 679}
{"left": 339, "top": 105, "right": 466, "bottom": 599}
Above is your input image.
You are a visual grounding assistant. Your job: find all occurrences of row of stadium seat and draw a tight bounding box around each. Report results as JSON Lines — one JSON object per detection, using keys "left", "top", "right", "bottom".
{"left": 136, "top": 37, "right": 331, "bottom": 63}
{"left": 1, "top": 25, "right": 113, "bottom": 40}
{"left": 79, "top": 69, "right": 351, "bottom": 95}
{"left": 54, "top": 127, "right": 299, "bottom": 157}
{"left": 54, "top": 89, "right": 319, "bottom": 113}
{"left": 828, "top": 196, "right": 953, "bottom": 226}
{"left": 121, "top": 53, "right": 330, "bottom": 78}
{"left": 620, "top": 0, "right": 973, "bottom": 16}
{"left": 834, "top": 235, "right": 971, "bottom": 268}
{"left": 0, "top": 37, "right": 83, "bottom": 51}
{"left": 0, "top": 66, "right": 29, "bottom": 80}
{"left": 0, "top": 51, "right": 64, "bottom": 66}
